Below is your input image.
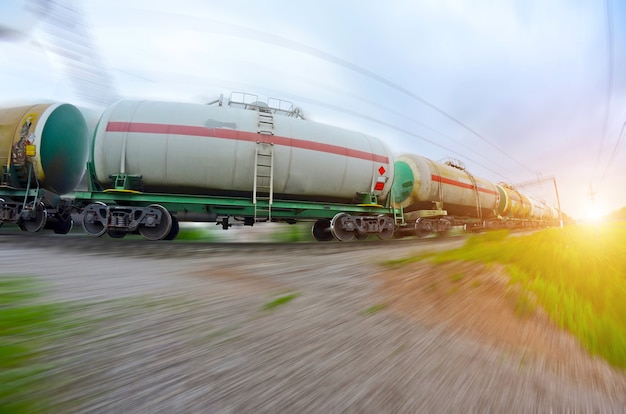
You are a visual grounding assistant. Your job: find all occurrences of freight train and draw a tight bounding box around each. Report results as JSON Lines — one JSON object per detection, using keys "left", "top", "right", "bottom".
{"left": 0, "top": 93, "right": 562, "bottom": 240}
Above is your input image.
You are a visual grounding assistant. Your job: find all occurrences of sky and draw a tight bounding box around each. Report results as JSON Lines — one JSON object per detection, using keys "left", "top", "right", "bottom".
{"left": 1, "top": 0, "right": 625, "bottom": 220}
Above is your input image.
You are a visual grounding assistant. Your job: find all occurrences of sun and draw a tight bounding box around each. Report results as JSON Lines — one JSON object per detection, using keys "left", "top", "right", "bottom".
{"left": 583, "top": 209, "right": 607, "bottom": 224}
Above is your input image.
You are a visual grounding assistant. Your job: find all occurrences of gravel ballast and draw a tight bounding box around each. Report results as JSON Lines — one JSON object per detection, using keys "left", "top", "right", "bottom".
{"left": 1, "top": 238, "right": 625, "bottom": 413}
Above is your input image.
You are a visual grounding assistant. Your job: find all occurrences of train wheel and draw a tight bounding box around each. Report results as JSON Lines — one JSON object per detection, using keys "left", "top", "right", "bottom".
{"left": 376, "top": 215, "right": 395, "bottom": 240}
{"left": 0, "top": 198, "right": 4, "bottom": 227}
{"left": 377, "top": 227, "right": 394, "bottom": 240}
{"left": 330, "top": 213, "right": 355, "bottom": 242}
{"left": 437, "top": 220, "right": 451, "bottom": 237}
{"left": 164, "top": 215, "right": 179, "bottom": 240}
{"left": 415, "top": 218, "right": 432, "bottom": 238}
{"left": 355, "top": 231, "right": 368, "bottom": 240}
{"left": 139, "top": 204, "right": 172, "bottom": 241}
{"left": 83, "top": 202, "right": 107, "bottom": 237}
{"left": 53, "top": 216, "right": 74, "bottom": 234}
{"left": 108, "top": 230, "right": 126, "bottom": 238}
{"left": 312, "top": 219, "right": 333, "bottom": 242}
{"left": 20, "top": 202, "right": 47, "bottom": 233}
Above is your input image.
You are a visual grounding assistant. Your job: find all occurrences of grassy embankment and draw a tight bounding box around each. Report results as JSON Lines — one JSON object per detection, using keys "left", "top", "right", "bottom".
{"left": 0, "top": 277, "right": 67, "bottom": 413}
{"left": 391, "top": 224, "right": 626, "bottom": 369}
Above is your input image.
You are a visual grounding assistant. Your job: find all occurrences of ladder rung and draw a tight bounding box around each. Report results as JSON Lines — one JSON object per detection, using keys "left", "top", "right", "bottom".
{"left": 254, "top": 141, "right": 273, "bottom": 221}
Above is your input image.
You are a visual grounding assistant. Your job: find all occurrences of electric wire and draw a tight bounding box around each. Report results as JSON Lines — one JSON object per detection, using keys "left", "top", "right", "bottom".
{"left": 272, "top": 94, "right": 519, "bottom": 183}
{"left": 590, "top": 0, "right": 614, "bottom": 192}
{"left": 596, "top": 120, "right": 626, "bottom": 193}
{"left": 104, "top": 9, "right": 538, "bottom": 177}
{"left": 191, "top": 72, "right": 525, "bottom": 182}
{"left": 219, "top": 21, "right": 538, "bottom": 175}
{"left": 268, "top": 77, "right": 529, "bottom": 182}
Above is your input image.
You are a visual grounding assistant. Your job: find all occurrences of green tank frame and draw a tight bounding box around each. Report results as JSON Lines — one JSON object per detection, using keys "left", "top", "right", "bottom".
{"left": 73, "top": 162, "right": 405, "bottom": 240}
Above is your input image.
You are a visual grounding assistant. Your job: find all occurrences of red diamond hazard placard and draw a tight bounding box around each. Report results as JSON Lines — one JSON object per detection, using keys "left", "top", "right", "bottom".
{"left": 378, "top": 166, "right": 386, "bottom": 175}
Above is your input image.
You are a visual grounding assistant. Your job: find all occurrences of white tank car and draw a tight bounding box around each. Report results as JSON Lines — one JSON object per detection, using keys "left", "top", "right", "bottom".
{"left": 392, "top": 154, "right": 499, "bottom": 219}
{"left": 92, "top": 100, "right": 394, "bottom": 203}
{"left": 496, "top": 183, "right": 532, "bottom": 219}
{"left": 528, "top": 196, "right": 557, "bottom": 221}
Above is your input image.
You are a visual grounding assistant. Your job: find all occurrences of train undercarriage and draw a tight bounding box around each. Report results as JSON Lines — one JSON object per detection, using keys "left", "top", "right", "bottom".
{"left": 396, "top": 210, "right": 559, "bottom": 239}
{"left": 0, "top": 189, "right": 74, "bottom": 234}
{"left": 76, "top": 189, "right": 402, "bottom": 241}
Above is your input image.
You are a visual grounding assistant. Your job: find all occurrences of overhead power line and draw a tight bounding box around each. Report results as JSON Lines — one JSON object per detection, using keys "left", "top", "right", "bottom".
{"left": 113, "top": 9, "right": 538, "bottom": 176}
{"left": 289, "top": 95, "right": 519, "bottom": 183}
{"left": 591, "top": 0, "right": 614, "bottom": 190}
{"left": 216, "top": 20, "right": 537, "bottom": 175}
{"left": 596, "top": 121, "right": 626, "bottom": 192}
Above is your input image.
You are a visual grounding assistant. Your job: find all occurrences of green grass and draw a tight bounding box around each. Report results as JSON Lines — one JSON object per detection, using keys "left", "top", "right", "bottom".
{"left": 362, "top": 303, "right": 388, "bottom": 315}
{"left": 174, "top": 226, "right": 219, "bottom": 241}
{"left": 262, "top": 292, "right": 301, "bottom": 310}
{"left": 400, "top": 225, "right": 626, "bottom": 368}
{"left": 0, "top": 277, "right": 65, "bottom": 413}
{"left": 449, "top": 272, "right": 464, "bottom": 283}
{"left": 270, "top": 223, "right": 315, "bottom": 243}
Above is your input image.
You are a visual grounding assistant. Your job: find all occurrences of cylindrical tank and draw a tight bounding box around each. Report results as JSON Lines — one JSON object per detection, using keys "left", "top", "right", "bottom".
{"left": 391, "top": 154, "right": 499, "bottom": 218}
{"left": 0, "top": 103, "right": 89, "bottom": 194}
{"left": 529, "top": 198, "right": 558, "bottom": 222}
{"left": 92, "top": 100, "right": 395, "bottom": 203}
{"left": 496, "top": 184, "right": 531, "bottom": 219}
{"left": 528, "top": 196, "right": 548, "bottom": 221}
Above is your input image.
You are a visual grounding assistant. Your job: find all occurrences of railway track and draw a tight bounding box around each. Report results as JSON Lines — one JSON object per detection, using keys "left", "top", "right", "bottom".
{"left": 0, "top": 228, "right": 468, "bottom": 258}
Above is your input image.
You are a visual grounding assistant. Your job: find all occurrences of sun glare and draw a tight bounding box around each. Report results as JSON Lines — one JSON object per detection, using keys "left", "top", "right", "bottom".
{"left": 583, "top": 210, "right": 607, "bottom": 224}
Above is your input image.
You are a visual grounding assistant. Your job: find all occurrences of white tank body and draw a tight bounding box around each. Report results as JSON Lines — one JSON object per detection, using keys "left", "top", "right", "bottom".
{"left": 392, "top": 154, "right": 499, "bottom": 218}
{"left": 92, "top": 100, "right": 394, "bottom": 203}
{"left": 528, "top": 197, "right": 556, "bottom": 221}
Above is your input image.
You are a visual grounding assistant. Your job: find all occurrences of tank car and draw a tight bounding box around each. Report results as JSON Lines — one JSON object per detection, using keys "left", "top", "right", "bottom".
{"left": 495, "top": 184, "right": 560, "bottom": 228}
{"left": 496, "top": 184, "right": 530, "bottom": 218}
{"left": 495, "top": 183, "right": 532, "bottom": 227}
{"left": 76, "top": 94, "right": 398, "bottom": 240}
{"left": 391, "top": 154, "right": 500, "bottom": 236}
{"left": 0, "top": 102, "right": 88, "bottom": 233}
{"left": 527, "top": 196, "right": 558, "bottom": 225}
{"left": 91, "top": 99, "right": 393, "bottom": 202}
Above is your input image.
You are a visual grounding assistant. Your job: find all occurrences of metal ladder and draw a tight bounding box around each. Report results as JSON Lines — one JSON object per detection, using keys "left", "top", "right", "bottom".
{"left": 253, "top": 107, "right": 275, "bottom": 222}
{"left": 253, "top": 143, "right": 274, "bottom": 222}
{"left": 257, "top": 106, "right": 275, "bottom": 135}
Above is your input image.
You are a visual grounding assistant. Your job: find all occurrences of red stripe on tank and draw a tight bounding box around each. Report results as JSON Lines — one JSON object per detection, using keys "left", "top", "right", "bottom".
{"left": 105, "top": 122, "right": 390, "bottom": 164}
{"left": 431, "top": 174, "right": 499, "bottom": 196}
